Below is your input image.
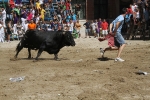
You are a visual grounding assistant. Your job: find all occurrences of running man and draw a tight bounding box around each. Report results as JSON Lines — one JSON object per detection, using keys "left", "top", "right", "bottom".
{"left": 100, "top": 8, "right": 127, "bottom": 62}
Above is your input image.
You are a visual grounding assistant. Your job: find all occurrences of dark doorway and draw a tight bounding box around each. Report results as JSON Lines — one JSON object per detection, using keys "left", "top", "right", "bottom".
{"left": 94, "top": 0, "right": 108, "bottom": 19}
{"left": 120, "top": 0, "right": 132, "bottom": 13}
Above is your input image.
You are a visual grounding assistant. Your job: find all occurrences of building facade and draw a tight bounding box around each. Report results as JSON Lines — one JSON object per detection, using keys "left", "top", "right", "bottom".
{"left": 71, "top": 0, "right": 132, "bottom": 20}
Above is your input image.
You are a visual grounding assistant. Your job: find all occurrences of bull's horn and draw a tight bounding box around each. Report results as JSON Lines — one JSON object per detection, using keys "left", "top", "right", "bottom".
{"left": 63, "top": 32, "right": 66, "bottom": 34}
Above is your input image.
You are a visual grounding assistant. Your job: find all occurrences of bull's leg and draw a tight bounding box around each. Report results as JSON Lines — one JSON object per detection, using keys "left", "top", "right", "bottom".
{"left": 28, "top": 48, "right": 31, "bottom": 59}
{"left": 34, "top": 49, "right": 44, "bottom": 61}
{"left": 54, "top": 54, "right": 58, "bottom": 60}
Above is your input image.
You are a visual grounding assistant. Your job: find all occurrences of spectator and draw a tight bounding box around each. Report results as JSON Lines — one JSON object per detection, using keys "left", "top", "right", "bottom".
{"left": 9, "top": 0, "right": 15, "bottom": 8}
{"left": 58, "top": 22, "right": 63, "bottom": 30}
{"left": 37, "top": 21, "right": 42, "bottom": 30}
{"left": 67, "top": 19, "right": 74, "bottom": 33}
{"left": 95, "top": 19, "right": 99, "bottom": 38}
{"left": 71, "top": 12, "right": 77, "bottom": 23}
{"left": 75, "top": 20, "right": 81, "bottom": 38}
{"left": 40, "top": 6, "right": 46, "bottom": 21}
{"left": 16, "top": 21, "right": 23, "bottom": 39}
{"left": 15, "top": 0, "right": 22, "bottom": 5}
{"left": 47, "top": 21, "right": 53, "bottom": 31}
{"left": 0, "top": 21, "right": 5, "bottom": 43}
{"left": 75, "top": 4, "right": 81, "bottom": 19}
{"left": 90, "top": 20, "right": 97, "bottom": 38}
{"left": 35, "top": 0, "right": 41, "bottom": 14}
{"left": 50, "top": 5, "right": 55, "bottom": 16}
{"left": 41, "top": 21, "right": 47, "bottom": 31}
{"left": 28, "top": 19, "right": 36, "bottom": 30}
{"left": 23, "top": 20, "right": 28, "bottom": 32}
{"left": 6, "top": 20, "right": 13, "bottom": 42}
{"left": 12, "top": 13, "right": 19, "bottom": 34}
{"left": 83, "top": 20, "right": 91, "bottom": 38}
{"left": 27, "top": 10, "right": 33, "bottom": 21}
{"left": 65, "top": 0, "right": 70, "bottom": 14}
{"left": 53, "top": 14, "right": 58, "bottom": 21}
{"left": 101, "top": 19, "right": 108, "bottom": 38}
{"left": 35, "top": 14, "right": 40, "bottom": 24}
{"left": 6, "top": 4, "right": 13, "bottom": 21}
{"left": 1, "top": 8, "right": 6, "bottom": 28}
{"left": 13, "top": 5, "right": 21, "bottom": 18}
{"left": 53, "top": 21, "right": 58, "bottom": 31}
{"left": 98, "top": 18, "right": 102, "bottom": 37}
{"left": 66, "top": 13, "right": 71, "bottom": 23}
{"left": 20, "top": 7, "right": 27, "bottom": 28}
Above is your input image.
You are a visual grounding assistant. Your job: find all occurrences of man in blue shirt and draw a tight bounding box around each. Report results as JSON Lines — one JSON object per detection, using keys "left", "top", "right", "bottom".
{"left": 100, "top": 8, "right": 127, "bottom": 62}
{"left": 71, "top": 12, "right": 77, "bottom": 23}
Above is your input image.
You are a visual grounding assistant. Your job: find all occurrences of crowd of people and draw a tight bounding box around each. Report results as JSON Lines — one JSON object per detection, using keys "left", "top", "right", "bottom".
{"left": 83, "top": 18, "right": 108, "bottom": 38}
{"left": 0, "top": 0, "right": 83, "bottom": 43}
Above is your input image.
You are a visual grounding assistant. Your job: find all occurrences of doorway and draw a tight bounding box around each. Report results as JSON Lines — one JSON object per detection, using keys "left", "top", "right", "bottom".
{"left": 120, "top": 0, "right": 132, "bottom": 13}
{"left": 94, "top": 0, "right": 108, "bottom": 19}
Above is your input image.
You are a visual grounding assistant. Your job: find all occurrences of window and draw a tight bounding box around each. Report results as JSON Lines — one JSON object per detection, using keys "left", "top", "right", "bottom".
{"left": 94, "top": 0, "right": 108, "bottom": 19}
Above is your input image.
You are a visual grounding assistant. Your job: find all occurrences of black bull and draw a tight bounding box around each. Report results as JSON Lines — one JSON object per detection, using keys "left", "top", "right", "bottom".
{"left": 14, "top": 30, "right": 76, "bottom": 60}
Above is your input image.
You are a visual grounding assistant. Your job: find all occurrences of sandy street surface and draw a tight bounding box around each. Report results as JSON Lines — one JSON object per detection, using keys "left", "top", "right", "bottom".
{"left": 0, "top": 38, "right": 150, "bottom": 100}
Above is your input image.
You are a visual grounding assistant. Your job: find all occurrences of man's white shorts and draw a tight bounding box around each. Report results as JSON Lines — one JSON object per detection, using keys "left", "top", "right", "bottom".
{"left": 102, "top": 30, "right": 108, "bottom": 35}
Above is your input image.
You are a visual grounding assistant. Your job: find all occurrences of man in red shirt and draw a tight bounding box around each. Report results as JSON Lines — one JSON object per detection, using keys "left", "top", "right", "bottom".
{"left": 65, "top": 0, "right": 70, "bottom": 14}
{"left": 101, "top": 19, "right": 108, "bottom": 38}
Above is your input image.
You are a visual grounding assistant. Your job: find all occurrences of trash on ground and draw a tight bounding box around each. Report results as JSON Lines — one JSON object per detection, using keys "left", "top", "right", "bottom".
{"left": 93, "top": 70, "right": 99, "bottom": 72}
{"left": 136, "top": 70, "right": 148, "bottom": 75}
{"left": 9, "top": 76, "right": 26, "bottom": 82}
{"left": 71, "top": 59, "right": 83, "bottom": 63}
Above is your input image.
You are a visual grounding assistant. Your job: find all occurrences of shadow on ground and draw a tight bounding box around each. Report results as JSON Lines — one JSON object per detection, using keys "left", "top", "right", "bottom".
{"left": 97, "top": 57, "right": 114, "bottom": 61}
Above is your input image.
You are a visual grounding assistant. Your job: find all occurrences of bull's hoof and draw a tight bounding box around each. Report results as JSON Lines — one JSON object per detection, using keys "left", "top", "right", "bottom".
{"left": 33, "top": 59, "right": 38, "bottom": 62}
{"left": 28, "top": 56, "right": 32, "bottom": 59}
{"left": 54, "top": 58, "right": 60, "bottom": 61}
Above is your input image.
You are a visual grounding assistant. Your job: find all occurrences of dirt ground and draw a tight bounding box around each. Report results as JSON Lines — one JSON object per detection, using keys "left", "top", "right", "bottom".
{"left": 0, "top": 38, "right": 150, "bottom": 100}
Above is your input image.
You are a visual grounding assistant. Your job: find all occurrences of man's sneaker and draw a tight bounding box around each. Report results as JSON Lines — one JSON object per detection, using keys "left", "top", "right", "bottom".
{"left": 100, "top": 48, "right": 104, "bottom": 57}
{"left": 115, "top": 57, "right": 125, "bottom": 62}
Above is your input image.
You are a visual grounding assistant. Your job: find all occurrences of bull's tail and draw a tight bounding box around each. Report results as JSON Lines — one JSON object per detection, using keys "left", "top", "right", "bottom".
{"left": 16, "top": 41, "right": 21, "bottom": 52}
{"left": 15, "top": 38, "right": 25, "bottom": 58}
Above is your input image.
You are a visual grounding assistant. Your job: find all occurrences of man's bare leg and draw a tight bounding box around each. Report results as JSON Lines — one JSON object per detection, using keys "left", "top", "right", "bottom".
{"left": 117, "top": 44, "right": 126, "bottom": 58}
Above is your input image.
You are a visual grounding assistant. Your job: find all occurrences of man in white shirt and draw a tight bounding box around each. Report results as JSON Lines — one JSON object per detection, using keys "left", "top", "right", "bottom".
{"left": 1, "top": 8, "right": 6, "bottom": 28}
{"left": 36, "top": 15, "right": 40, "bottom": 24}
{"left": 0, "top": 21, "right": 5, "bottom": 43}
{"left": 67, "top": 20, "right": 74, "bottom": 34}
{"left": 91, "top": 20, "right": 97, "bottom": 38}
{"left": 23, "top": 20, "right": 28, "bottom": 32}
